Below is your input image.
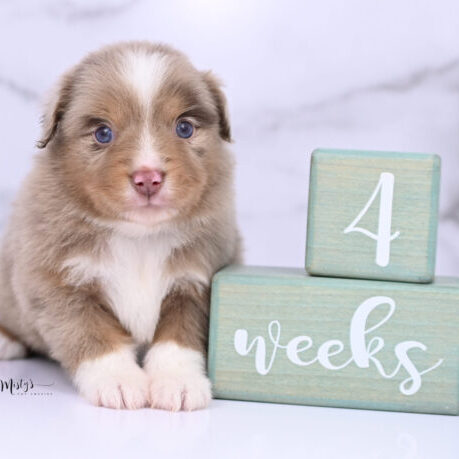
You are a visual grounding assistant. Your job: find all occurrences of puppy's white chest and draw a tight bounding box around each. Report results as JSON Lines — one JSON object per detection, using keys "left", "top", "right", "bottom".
{"left": 100, "top": 235, "right": 173, "bottom": 343}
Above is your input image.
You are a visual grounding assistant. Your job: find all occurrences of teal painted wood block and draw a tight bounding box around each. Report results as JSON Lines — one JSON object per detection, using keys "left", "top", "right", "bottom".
{"left": 208, "top": 265, "right": 459, "bottom": 415}
{"left": 305, "top": 148, "right": 441, "bottom": 283}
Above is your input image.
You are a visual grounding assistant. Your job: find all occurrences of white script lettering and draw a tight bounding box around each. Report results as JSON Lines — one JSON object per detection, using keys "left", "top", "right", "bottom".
{"left": 343, "top": 172, "right": 400, "bottom": 267}
{"left": 233, "top": 296, "right": 443, "bottom": 395}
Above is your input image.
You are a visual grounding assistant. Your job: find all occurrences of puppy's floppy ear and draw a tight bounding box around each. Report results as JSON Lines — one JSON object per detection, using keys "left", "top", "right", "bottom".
{"left": 37, "top": 69, "right": 76, "bottom": 149}
{"left": 201, "top": 71, "right": 232, "bottom": 142}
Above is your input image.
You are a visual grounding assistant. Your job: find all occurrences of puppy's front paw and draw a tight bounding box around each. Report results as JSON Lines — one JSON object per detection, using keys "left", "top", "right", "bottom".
{"left": 91, "top": 370, "right": 149, "bottom": 410}
{"left": 145, "top": 342, "right": 212, "bottom": 411}
{"left": 149, "top": 371, "right": 212, "bottom": 412}
{"left": 74, "top": 347, "right": 149, "bottom": 410}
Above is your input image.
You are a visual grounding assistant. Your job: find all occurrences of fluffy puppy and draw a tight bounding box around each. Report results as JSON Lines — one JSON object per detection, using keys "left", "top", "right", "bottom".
{"left": 0, "top": 41, "right": 241, "bottom": 410}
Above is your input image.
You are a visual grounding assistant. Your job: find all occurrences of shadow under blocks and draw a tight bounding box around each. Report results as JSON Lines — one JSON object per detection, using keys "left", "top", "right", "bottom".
{"left": 208, "top": 148, "right": 459, "bottom": 415}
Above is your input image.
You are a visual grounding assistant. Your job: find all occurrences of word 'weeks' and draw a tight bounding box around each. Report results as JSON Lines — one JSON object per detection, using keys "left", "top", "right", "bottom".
{"left": 234, "top": 296, "right": 443, "bottom": 396}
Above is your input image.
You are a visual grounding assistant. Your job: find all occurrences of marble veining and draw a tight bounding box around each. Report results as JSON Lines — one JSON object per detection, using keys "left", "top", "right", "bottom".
{"left": 1, "top": 0, "right": 459, "bottom": 275}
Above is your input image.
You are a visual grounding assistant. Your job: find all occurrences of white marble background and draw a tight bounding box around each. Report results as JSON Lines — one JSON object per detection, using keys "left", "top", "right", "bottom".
{"left": 1, "top": 0, "right": 459, "bottom": 275}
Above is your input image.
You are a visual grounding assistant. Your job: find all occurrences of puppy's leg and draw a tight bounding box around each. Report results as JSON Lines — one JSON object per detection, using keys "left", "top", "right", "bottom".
{"left": 144, "top": 283, "right": 211, "bottom": 411}
{"left": 38, "top": 287, "right": 149, "bottom": 409}
{"left": 0, "top": 325, "right": 27, "bottom": 360}
{"left": 0, "top": 257, "right": 27, "bottom": 359}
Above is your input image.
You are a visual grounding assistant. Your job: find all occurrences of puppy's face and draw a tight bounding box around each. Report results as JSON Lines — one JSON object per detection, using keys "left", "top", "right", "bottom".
{"left": 39, "top": 43, "right": 231, "bottom": 228}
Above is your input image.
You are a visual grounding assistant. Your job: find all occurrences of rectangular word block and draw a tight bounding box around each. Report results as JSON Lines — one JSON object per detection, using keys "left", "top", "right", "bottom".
{"left": 305, "top": 149, "right": 441, "bottom": 282}
{"left": 208, "top": 265, "right": 459, "bottom": 415}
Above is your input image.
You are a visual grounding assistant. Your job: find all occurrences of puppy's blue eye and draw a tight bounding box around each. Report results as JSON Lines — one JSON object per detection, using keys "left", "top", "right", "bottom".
{"left": 176, "top": 120, "right": 194, "bottom": 139}
{"left": 94, "top": 125, "right": 113, "bottom": 144}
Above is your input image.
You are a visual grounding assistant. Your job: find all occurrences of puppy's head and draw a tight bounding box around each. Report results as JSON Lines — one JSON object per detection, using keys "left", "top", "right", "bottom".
{"left": 38, "top": 42, "right": 232, "bottom": 228}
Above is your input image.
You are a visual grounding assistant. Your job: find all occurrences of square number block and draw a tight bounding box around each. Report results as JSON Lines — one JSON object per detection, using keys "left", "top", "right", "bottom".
{"left": 208, "top": 265, "right": 459, "bottom": 415}
{"left": 306, "top": 148, "right": 441, "bottom": 283}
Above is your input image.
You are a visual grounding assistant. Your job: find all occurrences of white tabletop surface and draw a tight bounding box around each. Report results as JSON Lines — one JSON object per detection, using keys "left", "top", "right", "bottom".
{"left": 0, "top": 357, "right": 456, "bottom": 459}
{"left": 1, "top": 6, "right": 459, "bottom": 458}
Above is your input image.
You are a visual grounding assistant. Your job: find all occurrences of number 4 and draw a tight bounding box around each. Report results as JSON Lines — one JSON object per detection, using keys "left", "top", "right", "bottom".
{"left": 343, "top": 172, "right": 400, "bottom": 267}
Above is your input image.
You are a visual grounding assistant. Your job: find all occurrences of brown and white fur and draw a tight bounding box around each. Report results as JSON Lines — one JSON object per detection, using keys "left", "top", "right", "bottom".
{"left": 0, "top": 41, "right": 241, "bottom": 410}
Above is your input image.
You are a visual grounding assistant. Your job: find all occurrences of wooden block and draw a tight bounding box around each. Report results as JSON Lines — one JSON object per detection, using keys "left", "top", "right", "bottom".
{"left": 208, "top": 265, "right": 459, "bottom": 415}
{"left": 305, "top": 148, "right": 441, "bottom": 282}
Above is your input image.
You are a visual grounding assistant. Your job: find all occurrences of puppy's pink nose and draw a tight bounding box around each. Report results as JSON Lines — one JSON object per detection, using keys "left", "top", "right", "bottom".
{"left": 131, "top": 169, "right": 165, "bottom": 197}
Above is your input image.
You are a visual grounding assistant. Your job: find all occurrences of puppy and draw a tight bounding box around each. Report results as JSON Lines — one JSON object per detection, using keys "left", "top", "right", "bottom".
{"left": 0, "top": 41, "right": 241, "bottom": 410}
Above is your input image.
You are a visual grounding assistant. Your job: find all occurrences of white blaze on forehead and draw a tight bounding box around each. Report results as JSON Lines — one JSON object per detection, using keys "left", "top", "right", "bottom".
{"left": 122, "top": 49, "right": 170, "bottom": 171}
{"left": 133, "top": 126, "right": 162, "bottom": 171}
{"left": 122, "top": 49, "right": 171, "bottom": 109}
